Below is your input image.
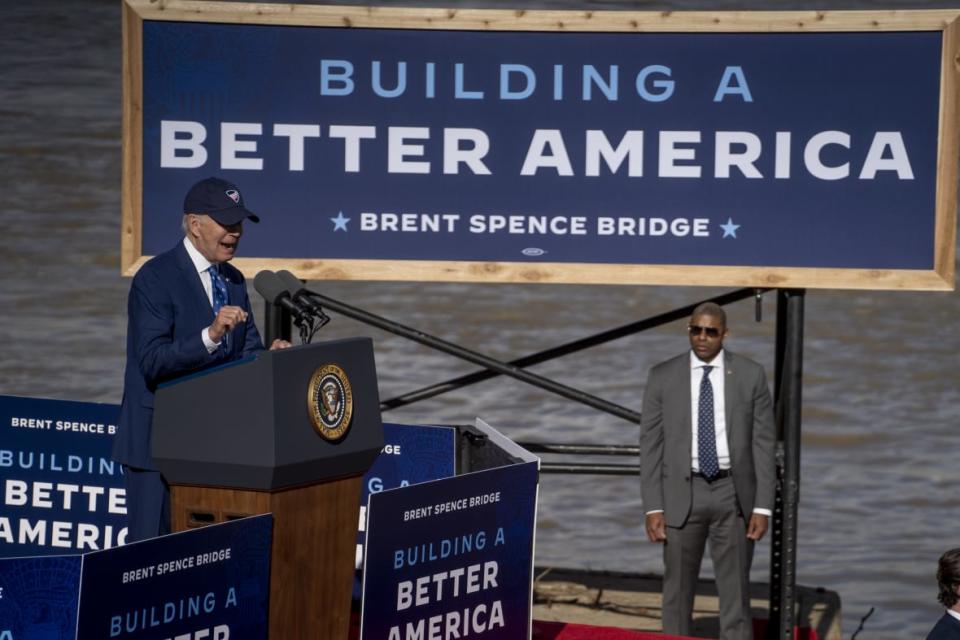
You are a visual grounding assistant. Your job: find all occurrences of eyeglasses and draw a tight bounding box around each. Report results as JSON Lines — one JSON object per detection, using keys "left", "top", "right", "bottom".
{"left": 688, "top": 325, "right": 721, "bottom": 338}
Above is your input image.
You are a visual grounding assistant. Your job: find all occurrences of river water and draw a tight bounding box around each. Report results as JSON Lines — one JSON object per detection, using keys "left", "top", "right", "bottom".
{"left": 1, "top": 0, "right": 958, "bottom": 637}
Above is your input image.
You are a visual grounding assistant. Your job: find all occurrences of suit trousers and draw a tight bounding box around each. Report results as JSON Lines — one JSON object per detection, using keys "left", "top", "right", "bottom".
{"left": 123, "top": 465, "right": 171, "bottom": 542}
{"left": 662, "top": 475, "right": 754, "bottom": 640}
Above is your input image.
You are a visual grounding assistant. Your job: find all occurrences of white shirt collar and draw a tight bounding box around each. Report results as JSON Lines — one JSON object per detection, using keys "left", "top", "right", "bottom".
{"left": 183, "top": 236, "right": 214, "bottom": 275}
{"left": 948, "top": 608, "right": 960, "bottom": 623}
{"left": 690, "top": 349, "right": 725, "bottom": 370}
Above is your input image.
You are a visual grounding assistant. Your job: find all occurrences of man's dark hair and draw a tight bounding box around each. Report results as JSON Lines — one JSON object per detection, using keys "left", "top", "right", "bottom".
{"left": 691, "top": 302, "right": 727, "bottom": 327}
{"left": 937, "top": 548, "right": 960, "bottom": 608}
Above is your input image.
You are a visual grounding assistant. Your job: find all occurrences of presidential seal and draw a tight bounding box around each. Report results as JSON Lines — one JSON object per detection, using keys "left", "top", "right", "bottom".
{"left": 307, "top": 364, "right": 353, "bottom": 441}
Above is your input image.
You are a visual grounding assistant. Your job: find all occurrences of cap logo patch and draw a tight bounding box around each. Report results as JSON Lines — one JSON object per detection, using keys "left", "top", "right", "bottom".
{"left": 225, "top": 189, "right": 241, "bottom": 204}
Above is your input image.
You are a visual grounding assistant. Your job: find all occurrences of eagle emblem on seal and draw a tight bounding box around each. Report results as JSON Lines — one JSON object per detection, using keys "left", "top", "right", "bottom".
{"left": 307, "top": 364, "right": 353, "bottom": 441}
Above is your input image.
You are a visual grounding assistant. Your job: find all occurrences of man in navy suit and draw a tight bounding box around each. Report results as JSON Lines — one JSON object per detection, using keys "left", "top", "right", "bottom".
{"left": 113, "top": 177, "right": 290, "bottom": 541}
{"left": 927, "top": 548, "right": 960, "bottom": 640}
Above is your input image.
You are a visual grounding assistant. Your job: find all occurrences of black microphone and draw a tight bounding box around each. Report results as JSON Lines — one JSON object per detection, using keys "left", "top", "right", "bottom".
{"left": 253, "top": 270, "right": 311, "bottom": 325}
{"left": 275, "top": 270, "right": 331, "bottom": 325}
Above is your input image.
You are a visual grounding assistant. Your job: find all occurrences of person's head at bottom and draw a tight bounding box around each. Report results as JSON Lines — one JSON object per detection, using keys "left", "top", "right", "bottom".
{"left": 937, "top": 548, "right": 960, "bottom": 612}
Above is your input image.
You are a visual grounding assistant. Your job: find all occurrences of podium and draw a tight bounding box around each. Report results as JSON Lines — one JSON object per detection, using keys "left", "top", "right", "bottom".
{"left": 152, "top": 338, "right": 384, "bottom": 639}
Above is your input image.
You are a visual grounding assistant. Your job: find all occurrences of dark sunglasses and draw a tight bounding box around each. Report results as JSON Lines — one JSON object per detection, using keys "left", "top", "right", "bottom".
{"left": 688, "top": 325, "right": 721, "bottom": 338}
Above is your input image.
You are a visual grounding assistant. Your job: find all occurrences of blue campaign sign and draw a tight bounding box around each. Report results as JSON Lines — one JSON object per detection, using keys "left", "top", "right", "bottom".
{"left": 0, "top": 396, "right": 128, "bottom": 557}
{"left": 362, "top": 423, "right": 457, "bottom": 502}
{"left": 124, "top": 5, "right": 959, "bottom": 289}
{"left": 75, "top": 515, "right": 272, "bottom": 640}
{"left": 0, "top": 555, "right": 82, "bottom": 639}
{"left": 356, "top": 423, "right": 457, "bottom": 598}
{"left": 360, "top": 461, "right": 538, "bottom": 640}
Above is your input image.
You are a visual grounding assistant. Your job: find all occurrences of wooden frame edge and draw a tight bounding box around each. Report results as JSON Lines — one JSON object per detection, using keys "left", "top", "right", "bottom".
{"left": 124, "top": 1, "right": 959, "bottom": 32}
{"left": 121, "top": 0, "right": 144, "bottom": 276}
{"left": 934, "top": 17, "right": 960, "bottom": 290}
{"left": 216, "top": 258, "right": 952, "bottom": 291}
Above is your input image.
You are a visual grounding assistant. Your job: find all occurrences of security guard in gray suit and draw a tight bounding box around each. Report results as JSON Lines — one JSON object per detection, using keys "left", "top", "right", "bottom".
{"left": 640, "top": 302, "right": 776, "bottom": 640}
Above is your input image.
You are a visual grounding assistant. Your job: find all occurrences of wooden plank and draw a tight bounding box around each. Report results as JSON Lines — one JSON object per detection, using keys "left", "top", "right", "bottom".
{"left": 532, "top": 568, "right": 843, "bottom": 640}
{"left": 121, "top": 1, "right": 144, "bottom": 276}
{"left": 128, "top": 253, "right": 952, "bottom": 290}
{"left": 934, "top": 18, "right": 960, "bottom": 289}
{"left": 125, "top": 1, "right": 959, "bottom": 33}
{"left": 199, "top": 257, "right": 949, "bottom": 291}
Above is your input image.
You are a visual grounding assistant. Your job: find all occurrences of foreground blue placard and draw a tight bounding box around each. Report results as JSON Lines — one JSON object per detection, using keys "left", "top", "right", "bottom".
{"left": 127, "top": 8, "right": 959, "bottom": 289}
{"left": 76, "top": 515, "right": 272, "bottom": 640}
{"left": 362, "top": 423, "right": 457, "bottom": 499}
{"left": 0, "top": 396, "right": 128, "bottom": 557}
{"left": 361, "top": 423, "right": 457, "bottom": 506}
{"left": 0, "top": 517, "right": 270, "bottom": 640}
{"left": 0, "top": 555, "right": 82, "bottom": 638}
{"left": 357, "top": 423, "right": 457, "bottom": 569}
{"left": 361, "top": 461, "right": 538, "bottom": 639}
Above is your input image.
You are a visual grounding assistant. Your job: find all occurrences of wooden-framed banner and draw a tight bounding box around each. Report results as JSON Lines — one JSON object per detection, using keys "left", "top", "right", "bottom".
{"left": 121, "top": 1, "right": 960, "bottom": 290}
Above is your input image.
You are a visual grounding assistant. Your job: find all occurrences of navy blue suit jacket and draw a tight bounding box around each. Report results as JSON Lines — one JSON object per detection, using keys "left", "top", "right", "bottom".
{"left": 112, "top": 241, "right": 264, "bottom": 470}
{"left": 927, "top": 612, "right": 960, "bottom": 640}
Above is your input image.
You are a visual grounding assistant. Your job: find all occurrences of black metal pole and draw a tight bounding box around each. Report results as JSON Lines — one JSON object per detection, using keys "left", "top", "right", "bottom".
{"left": 302, "top": 290, "right": 642, "bottom": 423}
{"left": 381, "top": 288, "right": 767, "bottom": 411}
{"left": 773, "top": 290, "right": 789, "bottom": 408}
{"left": 516, "top": 442, "right": 640, "bottom": 456}
{"left": 539, "top": 463, "right": 640, "bottom": 475}
{"left": 767, "top": 289, "right": 805, "bottom": 639}
{"left": 768, "top": 291, "right": 788, "bottom": 637}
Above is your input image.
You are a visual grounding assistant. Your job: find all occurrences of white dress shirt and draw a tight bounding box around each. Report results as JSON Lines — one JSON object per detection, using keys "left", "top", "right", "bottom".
{"left": 182, "top": 237, "right": 221, "bottom": 353}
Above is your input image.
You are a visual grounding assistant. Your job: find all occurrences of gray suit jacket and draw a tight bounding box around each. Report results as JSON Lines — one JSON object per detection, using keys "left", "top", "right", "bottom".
{"left": 640, "top": 350, "right": 776, "bottom": 528}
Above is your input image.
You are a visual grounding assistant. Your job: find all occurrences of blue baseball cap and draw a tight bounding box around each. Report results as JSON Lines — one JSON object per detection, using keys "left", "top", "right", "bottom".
{"left": 183, "top": 177, "right": 260, "bottom": 225}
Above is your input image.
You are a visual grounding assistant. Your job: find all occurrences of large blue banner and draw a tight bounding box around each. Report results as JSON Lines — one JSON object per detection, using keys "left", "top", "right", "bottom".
{"left": 140, "top": 23, "right": 943, "bottom": 273}
{"left": 360, "top": 461, "right": 538, "bottom": 640}
{"left": 0, "top": 396, "right": 127, "bottom": 557}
